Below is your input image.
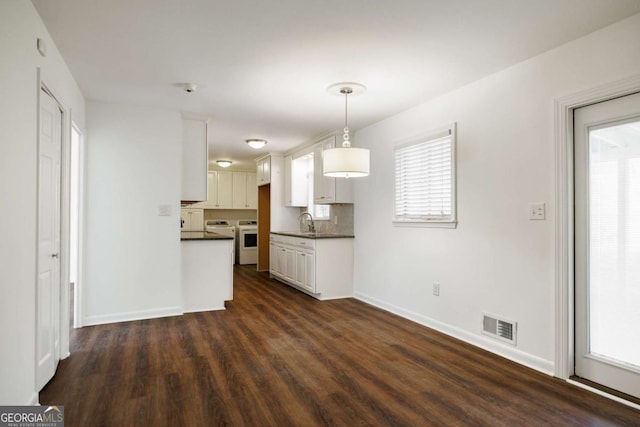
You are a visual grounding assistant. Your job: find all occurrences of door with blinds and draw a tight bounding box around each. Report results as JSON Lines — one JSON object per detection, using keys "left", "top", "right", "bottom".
{"left": 574, "top": 91, "right": 640, "bottom": 399}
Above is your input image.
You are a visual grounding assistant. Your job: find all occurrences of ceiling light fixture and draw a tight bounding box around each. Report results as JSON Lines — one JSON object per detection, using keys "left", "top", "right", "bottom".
{"left": 323, "top": 82, "right": 370, "bottom": 178}
{"left": 216, "top": 160, "right": 232, "bottom": 168}
{"left": 245, "top": 139, "right": 268, "bottom": 149}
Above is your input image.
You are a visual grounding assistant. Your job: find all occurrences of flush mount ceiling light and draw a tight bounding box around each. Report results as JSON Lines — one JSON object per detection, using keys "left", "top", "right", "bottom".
{"left": 216, "top": 160, "right": 232, "bottom": 168}
{"left": 245, "top": 139, "right": 268, "bottom": 149}
{"left": 323, "top": 82, "right": 370, "bottom": 178}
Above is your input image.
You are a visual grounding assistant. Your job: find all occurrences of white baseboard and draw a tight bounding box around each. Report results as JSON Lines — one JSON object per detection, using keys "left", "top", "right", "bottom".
{"left": 28, "top": 393, "right": 39, "bottom": 406}
{"left": 354, "top": 291, "right": 555, "bottom": 376}
{"left": 183, "top": 306, "right": 226, "bottom": 314}
{"left": 82, "top": 306, "right": 183, "bottom": 327}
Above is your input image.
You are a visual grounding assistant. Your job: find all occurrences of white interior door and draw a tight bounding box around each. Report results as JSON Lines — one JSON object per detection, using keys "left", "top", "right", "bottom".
{"left": 36, "top": 88, "right": 62, "bottom": 391}
{"left": 574, "top": 91, "right": 640, "bottom": 399}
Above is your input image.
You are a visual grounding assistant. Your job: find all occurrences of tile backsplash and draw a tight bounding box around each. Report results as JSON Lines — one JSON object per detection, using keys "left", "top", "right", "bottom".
{"left": 299, "top": 204, "right": 354, "bottom": 235}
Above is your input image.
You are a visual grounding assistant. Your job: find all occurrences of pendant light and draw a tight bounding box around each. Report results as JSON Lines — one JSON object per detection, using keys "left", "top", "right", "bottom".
{"left": 323, "top": 82, "right": 370, "bottom": 178}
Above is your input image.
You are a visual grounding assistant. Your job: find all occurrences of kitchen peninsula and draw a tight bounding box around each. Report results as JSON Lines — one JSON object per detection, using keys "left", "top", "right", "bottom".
{"left": 181, "top": 231, "right": 234, "bottom": 312}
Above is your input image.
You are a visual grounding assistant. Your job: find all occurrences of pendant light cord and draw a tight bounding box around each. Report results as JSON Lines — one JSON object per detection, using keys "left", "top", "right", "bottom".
{"left": 342, "top": 88, "right": 351, "bottom": 148}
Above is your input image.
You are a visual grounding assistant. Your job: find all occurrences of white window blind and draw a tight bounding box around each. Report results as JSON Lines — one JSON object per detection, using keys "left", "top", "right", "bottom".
{"left": 394, "top": 126, "right": 456, "bottom": 225}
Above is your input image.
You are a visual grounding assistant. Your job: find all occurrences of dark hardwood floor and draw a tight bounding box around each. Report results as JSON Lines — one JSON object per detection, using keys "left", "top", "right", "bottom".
{"left": 41, "top": 265, "right": 640, "bottom": 426}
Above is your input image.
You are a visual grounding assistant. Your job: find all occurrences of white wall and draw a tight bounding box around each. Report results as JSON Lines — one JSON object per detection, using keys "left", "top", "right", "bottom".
{"left": 0, "top": 2, "right": 85, "bottom": 404}
{"left": 353, "top": 13, "right": 640, "bottom": 374}
{"left": 83, "top": 101, "right": 182, "bottom": 325}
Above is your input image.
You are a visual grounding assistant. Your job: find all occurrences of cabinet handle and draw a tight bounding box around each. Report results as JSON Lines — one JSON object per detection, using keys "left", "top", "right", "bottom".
{"left": 301, "top": 253, "right": 305, "bottom": 257}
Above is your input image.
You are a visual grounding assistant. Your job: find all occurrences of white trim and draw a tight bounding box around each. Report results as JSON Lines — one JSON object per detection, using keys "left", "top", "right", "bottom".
{"left": 28, "top": 393, "right": 39, "bottom": 406}
{"left": 392, "top": 220, "right": 457, "bottom": 229}
{"left": 37, "top": 68, "right": 72, "bottom": 385}
{"left": 355, "top": 291, "right": 554, "bottom": 375}
{"left": 82, "top": 306, "right": 184, "bottom": 326}
{"left": 554, "top": 73, "right": 640, "bottom": 380}
{"left": 183, "top": 306, "right": 226, "bottom": 314}
{"left": 70, "top": 121, "right": 85, "bottom": 329}
{"left": 566, "top": 379, "right": 640, "bottom": 411}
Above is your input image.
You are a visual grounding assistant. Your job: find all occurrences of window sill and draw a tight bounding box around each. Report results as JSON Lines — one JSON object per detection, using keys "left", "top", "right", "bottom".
{"left": 393, "top": 220, "right": 457, "bottom": 229}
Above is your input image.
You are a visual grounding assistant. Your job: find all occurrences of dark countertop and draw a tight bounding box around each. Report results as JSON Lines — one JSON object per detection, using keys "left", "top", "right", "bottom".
{"left": 271, "top": 231, "right": 355, "bottom": 239}
{"left": 180, "top": 231, "right": 234, "bottom": 241}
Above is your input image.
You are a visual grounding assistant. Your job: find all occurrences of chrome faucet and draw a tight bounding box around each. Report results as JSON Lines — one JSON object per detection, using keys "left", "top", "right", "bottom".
{"left": 298, "top": 212, "right": 316, "bottom": 233}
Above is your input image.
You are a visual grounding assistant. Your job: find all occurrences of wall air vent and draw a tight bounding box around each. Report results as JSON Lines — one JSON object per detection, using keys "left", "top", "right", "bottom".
{"left": 482, "top": 313, "right": 517, "bottom": 345}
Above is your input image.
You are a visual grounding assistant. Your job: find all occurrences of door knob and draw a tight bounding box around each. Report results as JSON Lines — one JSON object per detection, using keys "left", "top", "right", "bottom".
{"left": 51, "top": 253, "right": 59, "bottom": 258}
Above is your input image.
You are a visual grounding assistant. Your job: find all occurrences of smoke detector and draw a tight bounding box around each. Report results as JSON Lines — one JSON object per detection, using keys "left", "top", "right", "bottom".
{"left": 184, "top": 83, "right": 197, "bottom": 93}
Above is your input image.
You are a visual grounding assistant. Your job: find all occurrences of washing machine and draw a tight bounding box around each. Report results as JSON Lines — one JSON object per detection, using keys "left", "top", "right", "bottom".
{"left": 236, "top": 220, "right": 258, "bottom": 265}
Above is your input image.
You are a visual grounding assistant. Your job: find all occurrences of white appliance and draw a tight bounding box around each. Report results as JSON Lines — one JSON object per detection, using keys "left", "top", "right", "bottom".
{"left": 236, "top": 220, "right": 258, "bottom": 265}
{"left": 205, "top": 220, "right": 236, "bottom": 263}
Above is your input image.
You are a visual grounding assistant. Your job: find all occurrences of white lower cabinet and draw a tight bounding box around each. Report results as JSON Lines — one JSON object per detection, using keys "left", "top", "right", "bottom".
{"left": 269, "top": 233, "right": 353, "bottom": 299}
{"left": 181, "top": 208, "right": 204, "bottom": 231}
{"left": 294, "top": 249, "right": 315, "bottom": 292}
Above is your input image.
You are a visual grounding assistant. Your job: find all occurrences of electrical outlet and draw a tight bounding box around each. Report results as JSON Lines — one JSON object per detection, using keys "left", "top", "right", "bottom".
{"left": 433, "top": 283, "right": 440, "bottom": 296}
{"left": 528, "top": 202, "right": 545, "bottom": 220}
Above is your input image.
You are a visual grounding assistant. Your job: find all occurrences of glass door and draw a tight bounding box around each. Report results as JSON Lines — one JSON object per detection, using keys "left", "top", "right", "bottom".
{"left": 574, "top": 91, "right": 640, "bottom": 399}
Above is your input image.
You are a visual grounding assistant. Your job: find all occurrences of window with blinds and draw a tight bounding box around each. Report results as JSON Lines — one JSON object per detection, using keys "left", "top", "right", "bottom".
{"left": 394, "top": 124, "right": 456, "bottom": 226}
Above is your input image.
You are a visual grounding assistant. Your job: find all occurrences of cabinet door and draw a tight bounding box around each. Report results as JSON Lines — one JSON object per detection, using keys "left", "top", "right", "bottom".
{"left": 269, "top": 243, "right": 276, "bottom": 274}
{"left": 246, "top": 173, "right": 257, "bottom": 209}
{"left": 294, "top": 250, "right": 306, "bottom": 287}
{"left": 257, "top": 157, "right": 271, "bottom": 186}
{"left": 216, "top": 171, "right": 233, "bottom": 208}
{"left": 295, "top": 249, "right": 315, "bottom": 292}
{"left": 276, "top": 246, "right": 287, "bottom": 277}
{"left": 304, "top": 250, "right": 315, "bottom": 292}
{"left": 314, "top": 136, "right": 336, "bottom": 203}
{"left": 232, "top": 172, "right": 247, "bottom": 209}
{"left": 180, "top": 209, "right": 190, "bottom": 230}
{"left": 285, "top": 248, "right": 296, "bottom": 281}
{"left": 285, "top": 155, "right": 293, "bottom": 206}
{"left": 190, "top": 209, "right": 204, "bottom": 231}
{"left": 207, "top": 172, "right": 216, "bottom": 207}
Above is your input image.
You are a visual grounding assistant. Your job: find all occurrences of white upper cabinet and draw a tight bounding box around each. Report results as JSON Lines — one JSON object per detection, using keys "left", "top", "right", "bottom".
{"left": 214, "top": 171, "right": 233, "bottom": 209}
{"left": 313, "top": 135, "right": 353, "bottom": 204}
{"left": 256, "top": 155, "right": 271, "bottom": 186}
{"left": 232, "top": 172, "right": 257, "bottom": 209}
{"left": 181, "top": 119, "right": 208, "bottom": 202}
{"left": 193, "top": 170, "right": 257, "bottom": 210}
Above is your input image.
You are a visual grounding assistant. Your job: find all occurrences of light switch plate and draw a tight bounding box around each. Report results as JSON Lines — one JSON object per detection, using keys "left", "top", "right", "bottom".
{"left": 529, "top": 202, "right": 545, "bottom": 220}
{"left": 158, "top": 205, "right": 172, "bottom": 216}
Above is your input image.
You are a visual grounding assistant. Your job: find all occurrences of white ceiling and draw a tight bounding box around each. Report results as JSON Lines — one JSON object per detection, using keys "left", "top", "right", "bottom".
{"left": 33, "top": 0, "right": 640, "bottom": 170}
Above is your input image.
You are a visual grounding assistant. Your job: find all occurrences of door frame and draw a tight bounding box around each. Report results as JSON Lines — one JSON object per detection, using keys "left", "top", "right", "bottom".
{"left": 37, "top": 69, "right": 73, "bottom": 370}
{"left": 554, "top": 74, "right": 640, "bottom": 385}
{"left": 70, "top": 121, "right": 85, "bottom": 329}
